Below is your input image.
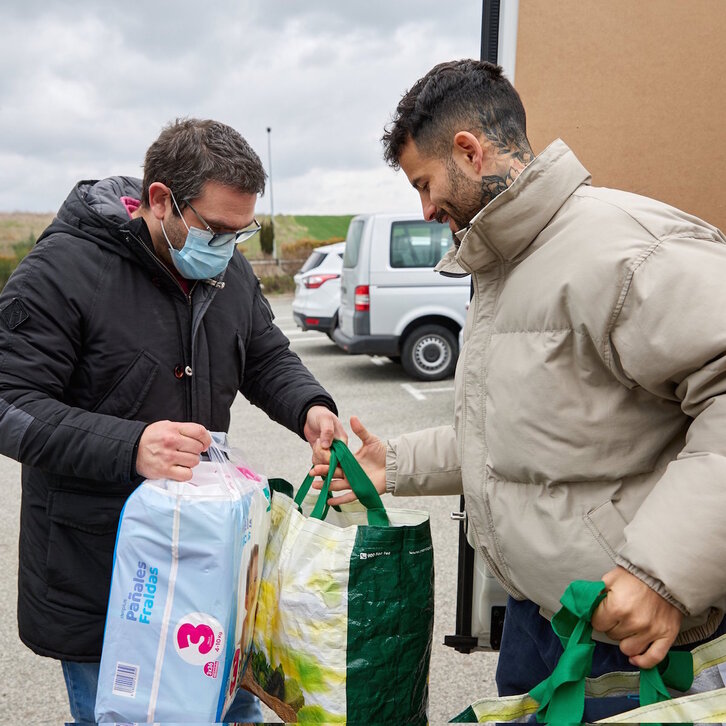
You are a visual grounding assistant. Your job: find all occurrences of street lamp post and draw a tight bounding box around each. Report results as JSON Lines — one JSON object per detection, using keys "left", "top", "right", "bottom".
{"left": 266, "top": 127, "right": 276, "bottom": 260}
{"left": 481, "top": 0, "right": 501, "bottom": 63}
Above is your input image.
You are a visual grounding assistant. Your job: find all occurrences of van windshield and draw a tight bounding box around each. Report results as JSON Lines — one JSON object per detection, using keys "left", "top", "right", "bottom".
{"left": 342, "top": 219, "right": 365, "bottom": 268}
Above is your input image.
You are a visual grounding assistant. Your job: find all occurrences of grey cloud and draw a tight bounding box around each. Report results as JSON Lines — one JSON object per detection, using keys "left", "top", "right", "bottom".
{"left": 0, "top": 0, "right": 481, "bottom": 212}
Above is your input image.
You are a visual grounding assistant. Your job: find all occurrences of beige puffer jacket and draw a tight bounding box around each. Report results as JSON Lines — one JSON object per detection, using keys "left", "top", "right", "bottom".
{"left": 386, "top": 139, "right": 726, "bottom": 644}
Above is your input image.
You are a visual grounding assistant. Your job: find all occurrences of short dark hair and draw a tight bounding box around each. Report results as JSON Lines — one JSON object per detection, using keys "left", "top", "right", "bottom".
{"left": 382, "top": 59, "right": 530, "bottom": 168}
{"left": 141, "top": 118, "right": 266, "bottom": 209}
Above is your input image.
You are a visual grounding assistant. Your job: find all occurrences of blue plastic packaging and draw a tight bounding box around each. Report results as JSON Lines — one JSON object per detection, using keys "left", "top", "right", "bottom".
{"left": 95, "top": 442, "right": 270, "bottom": 723}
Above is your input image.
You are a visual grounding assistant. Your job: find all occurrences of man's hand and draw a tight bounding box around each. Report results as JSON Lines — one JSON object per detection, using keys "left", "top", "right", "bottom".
{"left": 135, "top": 421, "right": 212, "bottom": 482}
{"left": 303, "top": 405, "right": 347, "bottom": 449}
{"left": 310, "top": 416, "right": 387, "bottom": 504}
{"left": 591, "top": 566, "right": 683, "bottom": 669}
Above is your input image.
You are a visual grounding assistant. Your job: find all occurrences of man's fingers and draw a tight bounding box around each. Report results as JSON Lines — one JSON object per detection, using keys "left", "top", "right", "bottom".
{"left": 168, "top": 465, "right": 195, "bottom": 482}
{"left": 350, "top": 416, "right": 372, "bottom": 444}
{"left": 173, "top": 451, "right": 203, "bottom": 469}
{"left": 333, "top": 419, "right": 349, "bottom": 444}
{"left": 177, "top": 435, "right": 208, "bottom": 455}
{"left": 310, "top": 466, "right": 345, "bottom": 484}
{"left": 326, "top": 476, "right": 352, "bottom": 492}
{"left": 627, "top": 637, "right": 672, "bottom": 670}
{"left": 309, "top": 481, "right": 358, "bottom": 505}
{"left": 319, "top": 418, "right": 334, "bottom": 448}
{"left": 591, "top": 599, "right": 618, "bottom": 635}
{"left": 617, "top": 633, "right": 654, "bottom": 659}
{"left": 327, "top": 491, "right": 358, "bottom": 506}
{"left": 310, "top": 448, "right": 334, "bottom": 470}
{"left": 177, "top": 422, "right": 212, "bottom": 450}
{"left": 592, "top": 601, "right": 636, "bottom": 642}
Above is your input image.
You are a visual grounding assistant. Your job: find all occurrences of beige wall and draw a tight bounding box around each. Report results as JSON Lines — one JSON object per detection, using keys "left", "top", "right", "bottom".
{"left": 514, "top": 0, "right": 726, "bottom": 230}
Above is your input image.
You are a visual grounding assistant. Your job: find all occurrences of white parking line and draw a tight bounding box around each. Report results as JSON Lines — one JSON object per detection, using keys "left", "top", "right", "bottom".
{"left": 401, "top": 384, "right": 455, "bottom": 400}
{"left": 401, "top": 383, "right": 426, "bottom": 401}
{"left": 369, "top": 356, "right": 386, "bottom": 366}
{"left": 281, "top": 330, "right": 326, "bottom": 339}
{"left": 288, "top": 336, "right": 332, "bottom": 344}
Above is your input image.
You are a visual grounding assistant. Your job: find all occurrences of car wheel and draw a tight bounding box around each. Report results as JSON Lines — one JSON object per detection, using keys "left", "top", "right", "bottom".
{"left": 401, "top": 325, "right": 458, "bottom": 381}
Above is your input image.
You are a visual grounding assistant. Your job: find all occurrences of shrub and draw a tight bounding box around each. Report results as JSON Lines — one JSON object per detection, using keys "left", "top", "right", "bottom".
{"left": 0, "top": 231, "right": 37, "bottom": 291}
{"left": 12, "top": 231, "right": 36, "bottom": 260}
{"left": 0, "top": 255, "right": 19, "bottom": 290}
{"left": 280, "top": 236, "right": 345, "bottom": 262}
{"left": 258, "top": 273, "right": 296, "bottom": 294}
{"left": 259, "top": 218, "right": 275, "bottom": 256}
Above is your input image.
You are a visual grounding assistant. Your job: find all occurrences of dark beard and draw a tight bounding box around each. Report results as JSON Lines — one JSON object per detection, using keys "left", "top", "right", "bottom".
{"left": 445, "top": 159, "right": 486, "bottom": 229}
{"left": 448, "top": 139, "right": 533, "bottom": 217}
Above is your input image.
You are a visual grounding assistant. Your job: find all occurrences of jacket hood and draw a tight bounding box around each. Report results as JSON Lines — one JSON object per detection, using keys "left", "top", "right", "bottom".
{"left": 38, "top": 176, "right": 145, "bottom": 260}
{"left": 436, "top": 139, "right": 591, "bottom": 275}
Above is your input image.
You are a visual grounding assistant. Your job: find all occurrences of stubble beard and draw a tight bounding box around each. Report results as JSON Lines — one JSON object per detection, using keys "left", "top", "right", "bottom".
{"left": 444, "top": 159, "right": 487, "bottom": 230}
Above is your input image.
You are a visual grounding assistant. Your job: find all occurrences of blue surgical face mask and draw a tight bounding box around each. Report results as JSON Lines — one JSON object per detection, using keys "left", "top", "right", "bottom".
{"left": 160, "top": 194, "right": 236, "bottom": 279}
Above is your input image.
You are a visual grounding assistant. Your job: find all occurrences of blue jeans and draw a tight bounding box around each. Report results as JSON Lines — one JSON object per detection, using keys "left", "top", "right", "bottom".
{"left": 495, "top": 596, "right": 726, "bottom": 722}
{"left": 61, "top": 660, "right": 262, "bottom": 724}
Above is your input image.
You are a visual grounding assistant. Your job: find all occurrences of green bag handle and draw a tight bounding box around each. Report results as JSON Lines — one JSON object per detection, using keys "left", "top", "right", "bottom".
{"left": 295, "top": 447, "right": 337, "bottom": 520}
{"left": 294, "top": 439, "right": 390, "bottom": 527}
{"left": 530, "top": 580, "right": 693, "bottom": 724}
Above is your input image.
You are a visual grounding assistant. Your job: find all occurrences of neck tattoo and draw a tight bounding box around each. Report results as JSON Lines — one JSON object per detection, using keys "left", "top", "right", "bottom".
{"left": 479, "top": 148, "right": 533, "bottom": 208}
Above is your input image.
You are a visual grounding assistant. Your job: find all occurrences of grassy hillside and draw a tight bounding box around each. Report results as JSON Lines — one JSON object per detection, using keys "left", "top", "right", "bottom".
{"left": 249, "top": 215, "right": 352, "bottom": 257}
{"left": 0, "top": 211, "right": 353, "bottom": 290}
{"left": 289, "top": 215, "right": 354, "bottom": 241}
{"left": 0, "top": 213, "right": 55, "bottom": 255}
{"left": 0, "top": 213, "right": 353, "bottom": 257}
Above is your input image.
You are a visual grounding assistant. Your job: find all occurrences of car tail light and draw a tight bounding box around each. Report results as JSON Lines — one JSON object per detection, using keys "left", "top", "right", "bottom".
{"left": 354, "top": 285, "right": 370, "bottom": 311}
{"left": 303, "top": 273, "right": 340, "bottom": 289}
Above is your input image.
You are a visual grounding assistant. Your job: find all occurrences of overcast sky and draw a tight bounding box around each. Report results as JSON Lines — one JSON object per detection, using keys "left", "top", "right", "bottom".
{"left": 0, "top": 1, "right": 482, "bottom": 215}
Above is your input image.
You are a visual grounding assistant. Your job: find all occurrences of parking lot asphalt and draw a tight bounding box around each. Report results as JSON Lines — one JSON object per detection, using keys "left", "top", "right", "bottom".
{"left": 0, "top": 292, "right": 498, "bottom": 724}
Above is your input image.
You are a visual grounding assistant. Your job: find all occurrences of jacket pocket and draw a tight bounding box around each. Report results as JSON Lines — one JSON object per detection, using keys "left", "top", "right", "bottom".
{"left": 584, "top": 499, "right": 628, "bottom": 561}
{"left": 45, "top": 490, "right": 128, "bottom": 614}
{"left": 236, "top": 332, "right": 246, "bottom": 389}
{"left": 92, "top": 350, "right": 160, "bottom": 418}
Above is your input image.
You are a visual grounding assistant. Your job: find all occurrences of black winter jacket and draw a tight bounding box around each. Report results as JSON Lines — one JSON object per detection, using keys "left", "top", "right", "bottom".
{"left": 0, "top": 177, "right": 336, "bottom": 660}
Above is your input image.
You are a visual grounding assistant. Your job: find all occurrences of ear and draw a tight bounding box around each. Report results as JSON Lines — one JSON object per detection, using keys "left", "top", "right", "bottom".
{"left": 452, "top": 131, "right": 486, "bottom": 176}
{"left": 147, "top": 182, "right": 172, "bottom": 221}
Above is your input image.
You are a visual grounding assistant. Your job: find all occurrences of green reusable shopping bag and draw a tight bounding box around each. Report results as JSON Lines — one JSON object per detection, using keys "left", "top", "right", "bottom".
{"left": 596, "top": 631, "right": 726, "bottom": 723}
{"left": 450, "top": 580, "right": 694, "bottom": 724}
{"left": 242, "top": 439, "right": 434, "bottom": 724}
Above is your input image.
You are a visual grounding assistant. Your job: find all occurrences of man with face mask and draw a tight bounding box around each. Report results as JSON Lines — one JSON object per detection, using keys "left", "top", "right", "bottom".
{"left": 312, "top": 59, "right": 726, "bottom": 706}
{"left": 0, "top": 118, "right": 345, "bottom": 723}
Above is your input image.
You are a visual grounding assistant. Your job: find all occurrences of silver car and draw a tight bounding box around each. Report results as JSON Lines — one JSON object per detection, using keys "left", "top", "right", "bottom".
{"left": 292, "top": 241, "right": 345, "bottom": 339}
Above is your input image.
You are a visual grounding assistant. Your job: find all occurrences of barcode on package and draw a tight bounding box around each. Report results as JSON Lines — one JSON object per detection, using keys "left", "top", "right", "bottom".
{"left": 112, "top": 662, "right": 139, "bottom": 698}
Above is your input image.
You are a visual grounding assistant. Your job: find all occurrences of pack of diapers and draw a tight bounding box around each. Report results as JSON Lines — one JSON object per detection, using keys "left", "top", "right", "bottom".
{"left": 95, "top": 438, "right": 270, "bottom": 723}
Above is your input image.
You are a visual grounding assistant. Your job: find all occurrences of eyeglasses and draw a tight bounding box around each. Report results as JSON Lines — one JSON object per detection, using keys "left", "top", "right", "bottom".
{"left": 178, "top": 196, "right": 261, "bottom": 247}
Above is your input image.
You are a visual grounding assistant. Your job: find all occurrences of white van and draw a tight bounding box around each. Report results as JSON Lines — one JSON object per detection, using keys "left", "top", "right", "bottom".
{"left": 333, "top": 213, "right": 470, "bottom": 381}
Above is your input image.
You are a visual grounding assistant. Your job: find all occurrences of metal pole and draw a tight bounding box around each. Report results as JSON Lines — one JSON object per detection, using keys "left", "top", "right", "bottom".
{"left": 443, "top": 0, "right": 504, "bottom": 659}
{"left": 266, "top": 126, "right": 276, "bottom": 260}
{"left": 481, "top": 0, "right": 501, "bottom": 64}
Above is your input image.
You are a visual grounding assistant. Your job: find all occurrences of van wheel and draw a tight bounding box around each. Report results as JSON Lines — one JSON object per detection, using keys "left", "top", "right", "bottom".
{"left": 401, "top": 325, "right": 458, "bottom": 381}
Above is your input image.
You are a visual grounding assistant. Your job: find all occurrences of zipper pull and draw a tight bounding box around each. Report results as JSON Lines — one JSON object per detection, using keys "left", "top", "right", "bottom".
{"left": 203, "top": 278, "right": 226, "bottom": 289}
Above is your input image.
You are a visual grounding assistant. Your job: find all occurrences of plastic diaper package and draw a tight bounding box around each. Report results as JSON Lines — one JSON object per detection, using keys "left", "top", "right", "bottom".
{"left": 94, "top": 435, "right": 270, "bottom": 724}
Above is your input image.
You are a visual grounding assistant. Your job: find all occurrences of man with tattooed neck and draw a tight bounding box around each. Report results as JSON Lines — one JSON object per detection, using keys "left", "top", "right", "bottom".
{"left": 312, "top": 59, "right": 726, "bottom": 698}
